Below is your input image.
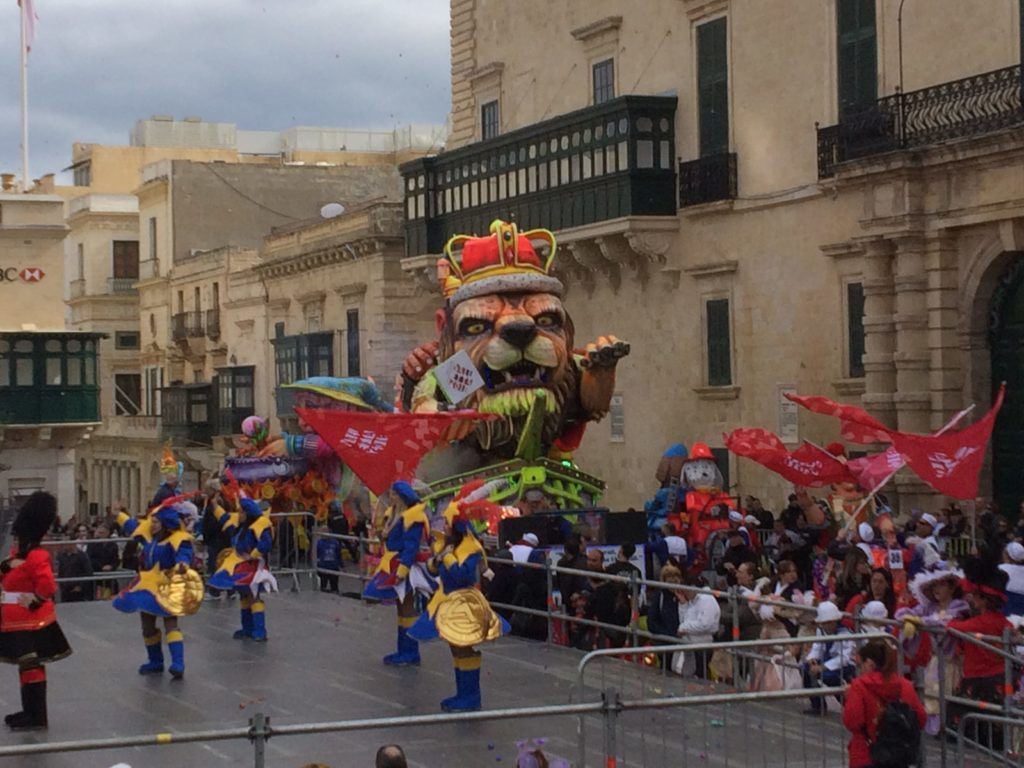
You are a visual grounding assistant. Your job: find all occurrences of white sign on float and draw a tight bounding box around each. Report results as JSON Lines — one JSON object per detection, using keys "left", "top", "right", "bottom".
{"left": 434, "top": 349, "right": 485, "bottom": 405}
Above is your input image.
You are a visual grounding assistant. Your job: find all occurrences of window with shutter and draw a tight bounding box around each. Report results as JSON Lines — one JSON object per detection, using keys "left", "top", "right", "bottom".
{"left": 592, "top": 59, "right": 615, "bottom": 104}
{"left": 697, "top": 18, "right": 729, "bottom": 157}
{"left": 347, "top": 309, "right": 361, "bottom": 377}
{"left": 706, "top": 297, "right": 732, "bottom": 386}
{"left": 112, "top": 241, "right": 140, "bottom": 279}
{"left": 847, "top": 282, "right": 865, "bottom": 378}
{"left": 837, "top": 0, "right": 877, "bottom": 116}
{"left": 481, "top": 100, "right": 500, "bottom": 140}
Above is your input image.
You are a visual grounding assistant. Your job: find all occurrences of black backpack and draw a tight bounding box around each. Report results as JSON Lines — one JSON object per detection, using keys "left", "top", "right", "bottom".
{"left": 870, "top": 699, "right": 922, "bottom": 768}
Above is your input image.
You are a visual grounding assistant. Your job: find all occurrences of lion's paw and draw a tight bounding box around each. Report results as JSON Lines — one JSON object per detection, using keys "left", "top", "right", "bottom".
{"left": 579, "top": 335, "right": 630, "bottom": 370}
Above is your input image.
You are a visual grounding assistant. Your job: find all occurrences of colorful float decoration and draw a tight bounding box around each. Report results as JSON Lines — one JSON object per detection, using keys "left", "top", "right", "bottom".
{"left": 396, "top": 219, "right": 629, "bottom": 512}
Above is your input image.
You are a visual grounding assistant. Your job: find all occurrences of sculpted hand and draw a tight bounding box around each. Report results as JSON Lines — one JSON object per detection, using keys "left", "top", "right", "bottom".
{"left": 578, "top": 335, "right": 630, "bottom": 370}
{"left": 402, "top": 342, "right": 440, "bottom": 382}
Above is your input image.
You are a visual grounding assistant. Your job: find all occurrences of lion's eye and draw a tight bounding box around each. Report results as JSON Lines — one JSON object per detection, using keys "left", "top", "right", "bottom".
{"left": 459, "top": 319, "right": 491, "bottom": 336}
{"left": 535, "top": 313, "right": 560, "bottom": 328}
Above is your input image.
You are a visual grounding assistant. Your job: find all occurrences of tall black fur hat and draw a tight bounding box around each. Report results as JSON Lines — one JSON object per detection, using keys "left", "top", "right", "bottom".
{"left": 11, "top": 491, "right": 58, "bottom": 550}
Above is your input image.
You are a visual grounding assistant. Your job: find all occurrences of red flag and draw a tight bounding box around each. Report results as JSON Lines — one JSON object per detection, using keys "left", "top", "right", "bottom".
{"left": 725, "top": 428, "right": 855, "bottom": 487}
{"left": 296, "top": 408, "right": 495, "bottom": 496}
{"left": 888, "top": 385, "right": 1006, "bottom": 499}
{"left": 848, "top": 447, "right": 904, "bottom": 491}
{"left": 785, "top": 392, "right": 893, "bottom": 444}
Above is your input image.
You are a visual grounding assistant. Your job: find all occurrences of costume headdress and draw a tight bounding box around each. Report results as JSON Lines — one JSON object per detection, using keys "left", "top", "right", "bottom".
{"left": 240, "top": 498, "right": 264, "bottom": 519}
{"left": 441, "top": 219, "right": 561, "bottom": 305}
{"left": 282, "top": 376, "right": 392, "bottom": 412}
{"left": 159, "top": 441, "right": 181, "bottom": 478}
{"left": 909, "top": 566, "right": 964, "bottom": 608}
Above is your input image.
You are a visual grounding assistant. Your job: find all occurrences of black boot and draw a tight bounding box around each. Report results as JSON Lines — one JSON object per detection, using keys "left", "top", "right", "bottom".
{"left": 3, "top": 683, "right": 28, "bottom": 727}
{"left": 10, "top": 682, "right": 46, "bottom": 731}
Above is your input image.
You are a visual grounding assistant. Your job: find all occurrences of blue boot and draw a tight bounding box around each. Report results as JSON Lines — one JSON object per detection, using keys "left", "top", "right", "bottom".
{"left": 167, "top": 630, "right": 185, "bottom": 680}
{"left": 138, "top": 633, "right": 164, "bottom": 675}
{"left": 441, "top": 667, "right": 482, "bottom": 712}
{"left": 234, "top": 608, "right": 253, "bottom": 640}
{"left": 382, "top": 626, "right": 420, "bottom": 666}
{"left": 250, "top": 606, "right": 268, "bottom": 642}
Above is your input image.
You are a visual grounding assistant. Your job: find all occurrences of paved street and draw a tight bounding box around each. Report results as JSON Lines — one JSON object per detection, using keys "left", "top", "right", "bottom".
{"left": 0, "top": 587, "right": 992, "bottom": 767}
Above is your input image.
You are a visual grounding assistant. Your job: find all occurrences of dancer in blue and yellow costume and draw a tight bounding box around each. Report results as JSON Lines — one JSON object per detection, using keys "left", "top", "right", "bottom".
{"left": 362, "top": 481, "right": 435, "bottom": 666}
{"left": 409, "top": 486, "right": 508, "bottom": 711}
{"left": 113, "top": 499, "right": 202, "bottom": 679}
{"left": 208, "top": 497, "right": 277, "bottom": 641}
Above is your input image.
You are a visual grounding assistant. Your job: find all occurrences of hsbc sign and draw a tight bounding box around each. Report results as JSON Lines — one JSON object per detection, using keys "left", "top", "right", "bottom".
{"left": 0, "top": 267, "right": 45, "bottom": 283}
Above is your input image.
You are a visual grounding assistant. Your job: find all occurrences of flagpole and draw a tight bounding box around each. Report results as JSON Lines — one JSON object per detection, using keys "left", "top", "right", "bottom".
{"left": 20, "top": 0, "right": 30, "bottom": 190}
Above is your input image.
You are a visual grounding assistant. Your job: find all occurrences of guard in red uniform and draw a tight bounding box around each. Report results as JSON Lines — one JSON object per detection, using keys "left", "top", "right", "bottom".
{"left": 0, "top": 492, "right": 72, "bottom": 730}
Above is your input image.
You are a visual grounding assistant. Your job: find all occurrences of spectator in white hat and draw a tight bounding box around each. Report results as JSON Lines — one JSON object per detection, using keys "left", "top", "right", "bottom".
{"left": 908, "top": 512, "right": 942, "bottom": 579}
{"left": 509, "top": 533, "right": 540, "bottom": 564}
{"left": 802, "top": 601, "right": 855, "bottom": 716}
{"left": 999, "top": 541, "right": 1024, "bottom": 617}
{"left": 858, "top": 600, "right": 890, "bottom": 636}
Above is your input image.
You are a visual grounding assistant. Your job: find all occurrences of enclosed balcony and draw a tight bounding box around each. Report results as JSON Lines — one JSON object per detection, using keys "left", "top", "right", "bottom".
{"left": 272, "top": 332, "right": 334, "bottom": 417}
{"left": 401, "top": 95, "right": 678, "bottom": 257}
{"left": 161, "top": 383, "right": 214, "bottom": 447}
{"left": 0, "top": 332, "right": 102, "bottom": 425}
{"left": 817, "top": 64, "right": 1024, "bottom": 178}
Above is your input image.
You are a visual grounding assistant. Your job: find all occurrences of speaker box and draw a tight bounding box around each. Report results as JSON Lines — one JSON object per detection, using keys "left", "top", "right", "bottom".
{"left": 603, "top": 511, "right": 648, "bottom": 546}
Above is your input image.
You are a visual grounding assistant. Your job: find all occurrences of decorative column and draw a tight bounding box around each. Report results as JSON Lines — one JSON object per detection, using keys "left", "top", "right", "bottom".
{"left": 860, "top": 237, "right": 897, "bottom": 426}
{"left": 926, "top": 234, "right": 964, "bottom": 429}
{"left": 119, "top": 464, "right": 130, "bottom": 508}
{"left": 130, "top": 466, "right": 141, "bottom": 515}
{"left": 892, "top": 235, "right": 932, "bottom": 434}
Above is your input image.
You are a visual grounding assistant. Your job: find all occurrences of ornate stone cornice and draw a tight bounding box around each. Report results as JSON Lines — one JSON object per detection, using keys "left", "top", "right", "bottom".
{"left": 257, "top": 235, "right": 401, "bottom": 279}
{"left": 570, "top": 16, "right": 622, "bottom": 42}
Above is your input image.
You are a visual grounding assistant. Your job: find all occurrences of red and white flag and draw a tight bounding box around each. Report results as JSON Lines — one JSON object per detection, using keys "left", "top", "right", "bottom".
{"left": 296, "top": 408, "right": 495, "bottom": 496}
{"left": 724, "top": 428, "right": 855, "bottom": 487}
{"left": 888, "top": 385, "right": 1006, "bottom": 500}
{"left": 847, "top": 447, "right": 904, "bottom": 492}
{"left": 18, "top": 0, "right": 37, "bottom": 52}
{"left": 784, "top": 392, "right": 893, "bottom": 444}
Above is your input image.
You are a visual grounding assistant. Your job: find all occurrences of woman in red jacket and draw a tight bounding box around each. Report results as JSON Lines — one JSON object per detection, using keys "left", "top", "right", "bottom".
{"left": 0, "top": 492, "right": 72, "bottom": 730}
{"left": 843, "top": 638, "right": 926, "bottom": 768}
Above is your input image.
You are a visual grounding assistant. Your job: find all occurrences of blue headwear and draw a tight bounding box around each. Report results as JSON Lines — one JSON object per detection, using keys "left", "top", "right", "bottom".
{"left": 154, "top": 504, "right": 184, "bottom": 531}
{"left": 663, "top": 443, "right": 688, "bottom": 459}
{"left": 240, "top": 498, "right": 263, "bottom": 519}
{"left": 391, "top": 480, "right": 420, "bottom": 507}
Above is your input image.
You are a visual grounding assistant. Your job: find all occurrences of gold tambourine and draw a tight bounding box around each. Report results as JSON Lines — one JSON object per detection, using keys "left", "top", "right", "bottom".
{"left": 434, "top": 588, "right": 504, "bottom": 646}
{"left": 156, "top": 568, "right": 205, "bottom": 616}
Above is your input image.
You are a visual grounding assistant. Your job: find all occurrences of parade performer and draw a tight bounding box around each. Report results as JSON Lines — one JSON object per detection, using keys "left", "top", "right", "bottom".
{"left": 409, "top": 485, "right": 508, "bottom": 711}
{"left": 209, "top": 497, "right": 277, "bottom": 641}
{"left": 113, "top": 499, "right": 203, "bottom": 679}
{"left": 0, "top": 492, "right": 71, "bottom": 730}
{"left": 362, "top": 481, "right": 434, "bottom": 666}
{"left": 896, "top": 566, "right": 968, "bottom": 734}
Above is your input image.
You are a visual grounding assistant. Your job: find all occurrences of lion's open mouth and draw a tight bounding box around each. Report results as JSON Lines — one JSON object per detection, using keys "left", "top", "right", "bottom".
{"left": 481, "top": 361, "right": 552, "bottom": 392}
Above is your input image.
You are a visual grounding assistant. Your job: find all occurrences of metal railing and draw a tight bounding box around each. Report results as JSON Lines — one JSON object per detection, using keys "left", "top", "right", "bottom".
{"left": 678, "top": 151, "right": 737, "bottom": 207}
{"left": 817, "top": 63, "right": 1024, "bottom": 177}
{"left": 107, "top": 277, "right": 138, "bottom": 294}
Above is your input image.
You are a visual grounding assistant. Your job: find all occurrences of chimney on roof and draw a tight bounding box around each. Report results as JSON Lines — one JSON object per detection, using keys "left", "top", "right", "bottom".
{"left": 1, "top": 173, "right": 15, "bottom": 191}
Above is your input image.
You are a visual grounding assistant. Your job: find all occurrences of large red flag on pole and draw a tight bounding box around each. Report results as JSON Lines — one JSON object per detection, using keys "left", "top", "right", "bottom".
{"left": 888, "top": 385, "right": 1006, "bottom": 499}
{"left": 296, "top": 408, "right": 495, "bottom": 496}
{"left": 724, "top": 428, "right": 855, "bottom": 487}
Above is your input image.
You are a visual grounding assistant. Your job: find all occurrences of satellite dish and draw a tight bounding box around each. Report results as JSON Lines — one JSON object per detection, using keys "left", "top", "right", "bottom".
{"left": 320, "top": 202, "right": 345, "bottom": 219}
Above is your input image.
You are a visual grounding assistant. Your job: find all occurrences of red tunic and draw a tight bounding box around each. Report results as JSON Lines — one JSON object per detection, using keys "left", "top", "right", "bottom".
{"left": 1, "top": 549, "right": 58, "bottom": 632}
{"left": 947, "top": 610, "right": 1012, "bottom": 679}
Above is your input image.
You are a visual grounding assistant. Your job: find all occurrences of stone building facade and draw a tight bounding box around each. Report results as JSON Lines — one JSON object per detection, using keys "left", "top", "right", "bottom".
{"left": 400, "top": 0, "right": 1024, "bottom": 514}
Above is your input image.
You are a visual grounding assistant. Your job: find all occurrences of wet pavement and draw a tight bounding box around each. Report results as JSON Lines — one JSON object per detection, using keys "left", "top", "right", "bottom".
{"left": 0, "top": 583, "right": 968, "bottom": 767}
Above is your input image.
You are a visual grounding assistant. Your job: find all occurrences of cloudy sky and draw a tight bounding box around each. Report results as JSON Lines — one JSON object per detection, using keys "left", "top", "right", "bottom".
{"left": 0, "top": 0, "right": 451, "bottom": 182}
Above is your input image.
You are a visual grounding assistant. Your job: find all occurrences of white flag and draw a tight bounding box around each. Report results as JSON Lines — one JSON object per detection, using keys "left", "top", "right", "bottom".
{"left": 19, "top": 0, "right": 37, "bottom": 53}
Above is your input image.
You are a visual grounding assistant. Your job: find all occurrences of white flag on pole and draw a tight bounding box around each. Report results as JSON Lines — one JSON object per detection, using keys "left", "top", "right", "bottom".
{"left": 19, "top": 0, "right": 37, "bottom": 52}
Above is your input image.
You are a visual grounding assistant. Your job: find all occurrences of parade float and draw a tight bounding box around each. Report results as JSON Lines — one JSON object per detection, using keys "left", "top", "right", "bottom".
{"left": 392, "top": 219, "right": 630, "bottom": 527}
